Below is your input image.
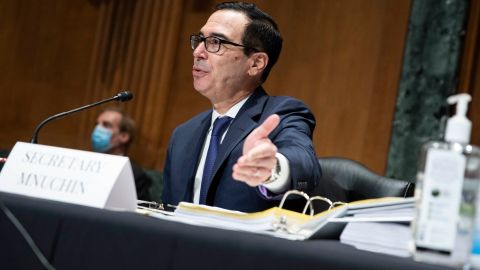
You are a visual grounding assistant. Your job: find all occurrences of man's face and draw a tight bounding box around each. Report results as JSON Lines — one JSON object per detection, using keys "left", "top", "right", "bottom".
{"left": 96, "top": 111, "right": 124, "bottom": 148}
{"left": 192, "top": 10, "right": 252, "bottom": 103}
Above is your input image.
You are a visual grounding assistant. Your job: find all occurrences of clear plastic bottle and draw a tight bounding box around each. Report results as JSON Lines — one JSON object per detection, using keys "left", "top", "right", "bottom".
{"left": 412, "top": 94, "right": 480, "bottom": 268}
{"left": 413, "top": 142, "right": 480, "bottom": 267}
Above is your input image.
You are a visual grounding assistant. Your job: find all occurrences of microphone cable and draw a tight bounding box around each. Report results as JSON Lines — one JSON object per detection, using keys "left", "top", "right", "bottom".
{"left": 0, "top": 197, "right": 55, "bottom": 270}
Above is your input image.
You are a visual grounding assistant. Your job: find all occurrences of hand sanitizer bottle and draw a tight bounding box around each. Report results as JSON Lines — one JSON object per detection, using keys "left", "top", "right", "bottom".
{"left": 412, "top": 93, "right": 480, "bottom": 268}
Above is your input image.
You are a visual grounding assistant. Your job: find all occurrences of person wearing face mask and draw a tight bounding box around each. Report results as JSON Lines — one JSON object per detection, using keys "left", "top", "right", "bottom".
{"left": 92, "top": 107, "right": 152, "bottom": 201}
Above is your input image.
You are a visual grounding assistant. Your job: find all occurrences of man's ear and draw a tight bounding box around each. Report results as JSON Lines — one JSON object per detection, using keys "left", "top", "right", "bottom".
{"left": 248, "top": 52, "right": 269, "bottom": 76}
{"left": 118, "top": 132, "right": 130, "bottom": 144}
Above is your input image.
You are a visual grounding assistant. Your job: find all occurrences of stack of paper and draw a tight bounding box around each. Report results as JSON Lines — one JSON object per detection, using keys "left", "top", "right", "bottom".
{"left": 338, "top": 197, "right": 415, "bottom": 257}
{"left": 172, "top": 202, "right": 346, "bottom": 240}
{"left": 340, "top": 222, "right": 412, "bottom": 257}
{"left": 138, "top": 197, "right": 415, "bottom": 241}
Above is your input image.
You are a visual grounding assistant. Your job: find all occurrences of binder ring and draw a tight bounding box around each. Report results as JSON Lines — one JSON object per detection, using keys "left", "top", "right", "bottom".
{"left": 331, "top": 201, "right": 347, "bottom": 208}
{"left": 137, "top": 200, "right": 164, "bottom": 210}
{"left": 278, "top": 190, "right": 314, "bottom": 215}
{"left": 303, "top": 196, "right": 333, "bottom": 216}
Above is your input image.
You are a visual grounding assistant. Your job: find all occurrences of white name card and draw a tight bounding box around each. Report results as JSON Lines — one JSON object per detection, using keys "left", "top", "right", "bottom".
{"left": 0, "top": 142, "right": 137, "bottom": 211}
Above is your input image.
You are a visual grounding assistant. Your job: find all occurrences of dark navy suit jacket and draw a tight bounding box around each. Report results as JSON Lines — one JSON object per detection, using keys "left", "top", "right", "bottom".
{"left": 162, "top": 87, "right": 321, "bottom": 212}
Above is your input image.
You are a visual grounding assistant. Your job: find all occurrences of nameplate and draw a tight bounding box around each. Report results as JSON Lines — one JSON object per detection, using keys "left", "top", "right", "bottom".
{"left": 0, "top": 142, "right": 137, "bottom": 211}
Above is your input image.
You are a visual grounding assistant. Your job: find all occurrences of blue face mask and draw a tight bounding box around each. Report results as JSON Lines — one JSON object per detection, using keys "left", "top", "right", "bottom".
{"left": 91, "top": 125, "right": 113, "bottom": 153}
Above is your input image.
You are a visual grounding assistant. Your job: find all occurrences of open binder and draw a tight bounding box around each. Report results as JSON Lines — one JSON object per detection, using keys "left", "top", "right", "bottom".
{"left": 138, "top": 190, "right": 414, "bottom": 241}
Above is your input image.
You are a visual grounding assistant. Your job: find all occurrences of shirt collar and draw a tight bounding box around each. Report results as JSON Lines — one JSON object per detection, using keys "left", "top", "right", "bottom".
{"left": 210, "top": 95, "right": 251, "bottom": 125}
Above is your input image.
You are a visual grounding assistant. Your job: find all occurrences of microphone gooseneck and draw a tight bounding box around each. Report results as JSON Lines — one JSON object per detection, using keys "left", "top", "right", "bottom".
{"left": 30, "top": 91, "right": 134, "bottom": 144}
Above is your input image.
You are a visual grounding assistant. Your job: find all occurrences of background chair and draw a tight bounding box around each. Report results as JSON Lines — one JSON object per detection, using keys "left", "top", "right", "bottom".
{"left": 309, "top": 157, "right": 415, "bottom": 212}
{"left": 146, "top": 169, "right": 163, "bottom": 203}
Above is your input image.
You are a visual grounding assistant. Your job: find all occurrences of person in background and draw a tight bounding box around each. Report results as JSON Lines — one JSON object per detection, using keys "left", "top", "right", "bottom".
{"left": 162, "top": 1, "right": 321, "bottom": 212}
{"left": 92, "top": 107, "right": 152, "bottom": 201}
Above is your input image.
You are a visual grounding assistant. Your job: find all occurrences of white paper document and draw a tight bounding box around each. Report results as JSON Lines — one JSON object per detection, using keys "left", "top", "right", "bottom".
{"left": 340, "top": 222, "right": 412, "bottom": 257}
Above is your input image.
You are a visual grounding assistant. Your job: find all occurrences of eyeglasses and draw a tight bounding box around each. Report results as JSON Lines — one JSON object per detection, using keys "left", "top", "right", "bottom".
{"left": 190, "top": 34, "right": 257, "bottom": 53}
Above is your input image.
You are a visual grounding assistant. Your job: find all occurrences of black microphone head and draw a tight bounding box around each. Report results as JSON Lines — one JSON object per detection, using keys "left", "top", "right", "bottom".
{"left": 115, "top": 91, "right": 133, "bottom": 102}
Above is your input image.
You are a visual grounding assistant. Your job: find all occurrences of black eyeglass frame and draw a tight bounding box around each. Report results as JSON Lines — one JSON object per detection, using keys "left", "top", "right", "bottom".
{"left": 190, "top": 34, "right": 258, "bottom": 53}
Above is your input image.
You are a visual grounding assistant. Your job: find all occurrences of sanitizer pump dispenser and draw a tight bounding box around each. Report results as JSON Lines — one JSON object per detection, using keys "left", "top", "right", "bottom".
{"left": 445, "top": 93, "right": 472, "bottom": 144}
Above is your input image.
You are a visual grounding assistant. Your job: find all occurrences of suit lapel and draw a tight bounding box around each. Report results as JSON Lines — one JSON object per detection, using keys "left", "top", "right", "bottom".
{"left": 181, "top": 112, "right": 211, "bottom": 201}
{"left": 212, "top": 88, "right": 269, "bottom": 178}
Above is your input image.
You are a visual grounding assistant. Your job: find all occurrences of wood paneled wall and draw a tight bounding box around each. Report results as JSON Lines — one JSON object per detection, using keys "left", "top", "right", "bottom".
{"left": 459, "top": 0, "right": 480, "bottom": 145}
{"left": 0, "top": 0, "right": 412, "bottom": 174}
{"left": 0, "top": 0, "right": 99, "bottom": 147}
{"left": 77, "top": 0, "right": 184, "bottom": 169}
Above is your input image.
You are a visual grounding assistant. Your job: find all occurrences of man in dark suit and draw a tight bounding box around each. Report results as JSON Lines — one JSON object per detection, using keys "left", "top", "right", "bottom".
{"left": 162, "top": 1, "right": 321, "bottom": 212}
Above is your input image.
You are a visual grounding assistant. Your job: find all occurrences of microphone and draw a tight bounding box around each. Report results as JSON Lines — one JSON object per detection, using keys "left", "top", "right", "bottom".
{"left": 30, "top": 91, "right": 134, "bottom": 144}
{"left": 115, "top": 91, "right": 133, "bottom": 102}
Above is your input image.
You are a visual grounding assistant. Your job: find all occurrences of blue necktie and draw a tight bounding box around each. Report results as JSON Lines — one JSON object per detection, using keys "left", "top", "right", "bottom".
{"left": 199, "top": 116, "right": 232, "bottom": 204}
